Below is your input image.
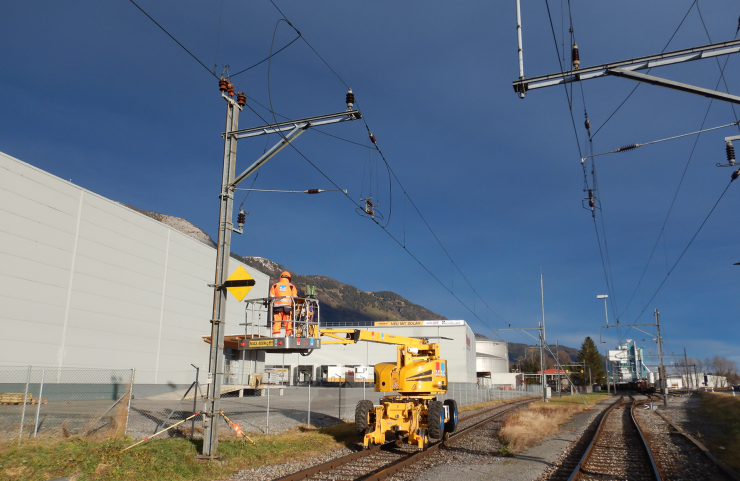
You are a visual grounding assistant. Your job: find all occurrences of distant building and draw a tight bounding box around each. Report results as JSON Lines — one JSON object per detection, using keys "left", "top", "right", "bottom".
{"left": 666, "top": 373, "right": 729, "bottom": 389}
{"left": 251, "top": 320, "right": 479, "bottom": 385}
{"left": 474, "top": 334, "right": 516, "bottom": 387}
{"left": 607, "top": 340, "right": 649, "bottom": 384}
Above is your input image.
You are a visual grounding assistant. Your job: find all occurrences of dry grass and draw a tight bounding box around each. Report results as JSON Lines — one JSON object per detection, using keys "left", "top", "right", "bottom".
{"left": 699, "top": 392, "right": 740, "bottom": 471}
{"left": 497, "top": 393, "right": 611, "bottom": 454}
{"left": 0, "top": 423, "right": 361, "bottom": 481}
{"left": 457, "top": 396, "right": 537, "bottom": 414}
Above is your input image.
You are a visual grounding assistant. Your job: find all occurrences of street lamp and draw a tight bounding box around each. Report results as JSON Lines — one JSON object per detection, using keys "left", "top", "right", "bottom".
{"left": 597, "top": 295, "right": 611, "bottom": 394}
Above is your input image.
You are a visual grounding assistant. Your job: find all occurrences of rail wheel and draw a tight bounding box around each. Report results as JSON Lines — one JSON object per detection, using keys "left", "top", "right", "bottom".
{"left": 355, "top": 400, "right": 374, "bottom": 434}
{"left": 427, "top": 400, "right": 445, "bottom": 439}
{"left": 416, "top": 427, "right": 429, "bottom": 450}
{"left": 443, "top": 399, "right": 458, "bottom": 433}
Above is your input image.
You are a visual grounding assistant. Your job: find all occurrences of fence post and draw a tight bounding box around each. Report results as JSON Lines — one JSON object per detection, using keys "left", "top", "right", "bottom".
{"left": 124, "top": 368, "right": 135, "bottom": 435}
{"left": 191, "top": 366, "right": 200, "bottom": 439}
{"left": 19, "top": 366, "right": 31, "bottom": 445}
{"left": 307, "top": 374, "right": 312, "bottom": 427}
{"left": 338, "top": 380, "right": 342, "bottom": 422}
{"left": 34, "top": 369, "right": 45, "bottom": 437}
{"left": 266, "top": 373, "right": 271, "bottom": 434}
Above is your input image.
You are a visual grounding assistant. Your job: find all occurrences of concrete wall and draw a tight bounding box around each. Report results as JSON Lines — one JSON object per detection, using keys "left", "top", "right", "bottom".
{"left": 0, "top": 150, "right": 269, "bottom": 383}
{"left": 263, "top": 322, "right": 477, "bottom": 383}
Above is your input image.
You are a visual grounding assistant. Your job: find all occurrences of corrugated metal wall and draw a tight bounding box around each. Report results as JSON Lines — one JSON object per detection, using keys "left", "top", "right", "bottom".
{"left": 0, "top": 151, "right": 269, "bottom": 383}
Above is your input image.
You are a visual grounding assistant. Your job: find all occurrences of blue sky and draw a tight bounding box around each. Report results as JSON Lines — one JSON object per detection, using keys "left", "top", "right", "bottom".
{"left": 1, "top": 1, "right": 739, "bottom": 367}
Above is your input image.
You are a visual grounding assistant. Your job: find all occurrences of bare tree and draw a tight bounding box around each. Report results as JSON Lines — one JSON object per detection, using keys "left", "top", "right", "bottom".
{"left": 711, "top": 356, "right": 739, "bottom": 384}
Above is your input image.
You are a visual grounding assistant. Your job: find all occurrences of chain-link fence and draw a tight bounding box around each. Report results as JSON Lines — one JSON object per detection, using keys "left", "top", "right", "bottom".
{"left": 0, "top": 366, "right": 134, "bottom": 442}
{"left": 1, "top": 366, "right": 542, "bottom": 442}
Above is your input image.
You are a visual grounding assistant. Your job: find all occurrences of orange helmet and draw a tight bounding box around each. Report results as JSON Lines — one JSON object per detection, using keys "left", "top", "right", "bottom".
{"left": 280, "top": 271, "right": 291, "bottom": 280}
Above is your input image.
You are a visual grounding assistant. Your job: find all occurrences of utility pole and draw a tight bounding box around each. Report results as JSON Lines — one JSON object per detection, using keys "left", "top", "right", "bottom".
{"left": 655, "top": 309, "right": 668, "bottom": 407}
{"left": 540, "top": 274, "right": 546, "bottom": 402}
{"left": 201, "top": 89, "right": 240, "bottom": 459}
{"left": 556, "top": 339, "right": 561, "bottom": 397}
{"left": 597, "top": 295, "right": 610, "bottom": 394}
{"left": 683, "top": 347, "right": 691, "bottom": 391}
{"left": 200, "top": 80, "right": 361, "bottom": 459}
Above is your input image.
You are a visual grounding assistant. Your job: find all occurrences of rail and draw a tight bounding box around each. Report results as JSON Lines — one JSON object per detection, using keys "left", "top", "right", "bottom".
{"left": 647, "top": 393, "right": 740, "bottom": 481}
{"left": 276, "top": 397, "right": 536, "bottom": 481}
{"left": 568, "top": 395, "right": 661, "bottom": 481}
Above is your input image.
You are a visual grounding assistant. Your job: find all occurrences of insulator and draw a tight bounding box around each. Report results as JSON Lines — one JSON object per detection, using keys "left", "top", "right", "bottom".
{"left": 615, "top": 144, "right": 638, "bottom": 153}
{"left": 733, "top": 168, "right": 740, "bottom": 181}
{"left": 584, "top": 119, "right": 591, "bottom": 130}
{"left": 369, "top": 132, "right": 376, "bottom": 144}
{"left": 219, "top": 77, "right": 228, "bottom": 92}
{"left": 305, "top": 189, "right": 321, "bottom": 194}
{"left": 572, "top": 43, "right": 580, "bottom": 70}
{"left": 346, "top": 88, "right": 355, "bottom": 109}
{"left": 226, "top": 81, "right": 235, "bottom": 97}
{"left": 236, "top": 92, "right": 246, "bottom": 106}
{"left": 727, "top": 141, "right": 736, "bottom": 165}
{"left": 237, "top": 209, "right": 246, "bottom": 227}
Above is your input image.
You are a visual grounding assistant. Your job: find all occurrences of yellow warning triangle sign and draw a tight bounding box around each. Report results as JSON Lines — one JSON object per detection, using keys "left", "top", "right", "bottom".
{"left": 224, "top": 266, "right": 255, "bottom": 302}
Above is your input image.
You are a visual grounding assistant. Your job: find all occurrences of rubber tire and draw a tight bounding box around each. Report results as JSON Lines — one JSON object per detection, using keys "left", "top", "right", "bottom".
{"left": 355, "top": 400, "right": 374, "bottom": 434}
{"left": 443, "top": 399, "right": 458, "bottom": 433}
{"left": 427, "top": 400, "right": 445, "bottom": 439}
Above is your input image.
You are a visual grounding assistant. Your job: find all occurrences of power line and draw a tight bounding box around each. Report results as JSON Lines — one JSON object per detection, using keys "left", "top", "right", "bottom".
{"left": 619, "top": 33, "right": 739, "bottom": 321}
{"left": 230, "top": 34, "right": 301, "bottom": 77}
{"left": 128, "top": 0, "right": 217, "bottom": 79}
{"left": 544, "top": 0, "right": 583, "bottom": 158}
{"left": 631, "top": 178, "right": 736, "bottom": 323}
{"left": 591, "top": 0, "right": 697, "bottom": 139}
{"left": 239, "top": 98, "right": 499, "bottom": 332}
{"left": 264, "top": 0, "right": 510, "bottom": 327}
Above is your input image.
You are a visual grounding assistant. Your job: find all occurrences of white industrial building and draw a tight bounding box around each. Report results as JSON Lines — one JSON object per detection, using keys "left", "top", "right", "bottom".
{"left": 0, "top": 150, "right": 491, "bottom": 394}
{"left": 251, "top": 320, "right": 479, "bottom": 385}
{"left": 474, "top": 334, "right": 518, "bottom": 387}
{"left": 0, "top": 150, "right": 269, "bottom": 391}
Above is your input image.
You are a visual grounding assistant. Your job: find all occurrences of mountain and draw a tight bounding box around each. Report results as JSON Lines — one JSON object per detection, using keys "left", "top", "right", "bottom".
{"left": 121, "top": 204, "right": 446, "bottom": 324}
{"left": 122, "top": 204, "right": 217, "bottom": 248}
{"left": 235, "top": 256, "right": 447, "bottom": 324}
{"left": 507, "top": 341, "right": 580, "bottom": 363}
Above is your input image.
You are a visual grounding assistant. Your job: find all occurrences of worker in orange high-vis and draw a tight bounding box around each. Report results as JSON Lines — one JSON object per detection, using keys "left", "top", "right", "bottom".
{"left": 270, "top": 271, "right": 297, "bottom": 337}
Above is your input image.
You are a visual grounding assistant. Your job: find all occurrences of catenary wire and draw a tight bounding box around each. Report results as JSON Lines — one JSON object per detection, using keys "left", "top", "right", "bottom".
{"left": 631, "top": 178, "right": 735, "bottom": 323}
{"left": 213, "top": 0, "right": 224, "bottom": 74}
{"left": 239, "top": 21, "right": 500, "bottom": 330}
{"left": 239, "top": 99, "right": 498, "bottom": 331}
{"left": 547, "top": 0, "right": 621, "bottom": 318}
{"left": 128, "top": 0, "right": 218, "bottom": 79}
{"left": 230, "top": 34, "right": 301, "bottom": 77}
{"left": 584, "top": 120, "right": 740, "bottom": 160}
{"left": 618, "top": 38, "right": 739, "bottom": 320}
{"left": 591, "top": 0, "right": 698, "bottom": 139}
{"left": 545, "top": 0, "right": 583, "bottom": 158}
{"left": 696, "top": 2, "right": 740, "bottom": 130}
{"left": 265, "top": 0, "right": 509, "bottom": 325}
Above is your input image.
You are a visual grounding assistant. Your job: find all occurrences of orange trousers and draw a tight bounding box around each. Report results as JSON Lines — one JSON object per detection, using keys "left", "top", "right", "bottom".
{"left": 272, "top": 310, "right": 293, "bottom": 336}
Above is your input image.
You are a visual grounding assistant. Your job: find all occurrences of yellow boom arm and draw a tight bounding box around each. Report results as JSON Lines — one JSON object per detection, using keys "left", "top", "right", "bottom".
{"left": 319, "top": 328, "right": 431, "bottom": 349}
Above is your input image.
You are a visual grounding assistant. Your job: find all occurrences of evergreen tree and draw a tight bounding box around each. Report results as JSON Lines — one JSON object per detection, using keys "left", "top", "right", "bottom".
{"left": 576, "top": 336, "right": 606, "bottom": 384}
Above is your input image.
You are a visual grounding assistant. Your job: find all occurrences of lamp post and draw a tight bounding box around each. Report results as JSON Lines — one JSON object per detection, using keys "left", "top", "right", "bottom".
{"left": 597, "top": 295, "right": 610, "bottom": 394}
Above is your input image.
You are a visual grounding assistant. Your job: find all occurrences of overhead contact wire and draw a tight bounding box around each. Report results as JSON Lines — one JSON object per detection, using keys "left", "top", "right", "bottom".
{"left": 265, "top": 0, "right": 507, "bottom": 328}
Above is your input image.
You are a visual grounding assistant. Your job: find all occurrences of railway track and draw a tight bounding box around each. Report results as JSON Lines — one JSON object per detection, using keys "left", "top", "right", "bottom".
{"left": 567, "top": 395, "right": 661, "bottom": 481}
{"left": 637, "top": 394, "right": 739, "bottom": 481}
{"left": 276, "top": 397, "right": 535, "bottom": 481}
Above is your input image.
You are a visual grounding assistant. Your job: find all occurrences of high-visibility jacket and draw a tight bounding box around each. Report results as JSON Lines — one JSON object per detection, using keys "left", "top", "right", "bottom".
{"left": 270, "top": 279, "right": 297, "bottom": 306}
